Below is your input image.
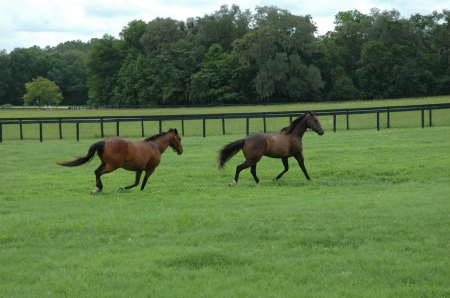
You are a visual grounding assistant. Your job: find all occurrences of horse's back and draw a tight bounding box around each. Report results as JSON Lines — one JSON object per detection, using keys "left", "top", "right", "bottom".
{"left": 102, "top": 137, "right": 159, "bottom": 170}
{"left": 245, "top": 132, "right": 294, "bottom": 158}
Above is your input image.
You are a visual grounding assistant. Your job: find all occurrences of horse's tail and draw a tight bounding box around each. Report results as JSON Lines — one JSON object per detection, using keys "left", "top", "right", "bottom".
{"left": 57, "top": 141, "right": 105, "bottom": 167}
{"left": 218, "top": 139, "right": 245, "bottom": 170}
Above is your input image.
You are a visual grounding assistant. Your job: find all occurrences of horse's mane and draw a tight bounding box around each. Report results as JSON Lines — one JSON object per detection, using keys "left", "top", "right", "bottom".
{"left": 145, "top": 128, "right": 177, "bottom": 142}
{"left": 284, "top": 114, "right": 307, "bottom": 134}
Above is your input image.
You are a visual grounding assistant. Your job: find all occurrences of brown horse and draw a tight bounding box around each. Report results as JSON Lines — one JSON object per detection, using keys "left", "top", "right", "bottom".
{"left": 218, "top": 111, "right": 324, "bottom": 187}
{"left": 57, "top": 128, "right": 183, "bottom": 194}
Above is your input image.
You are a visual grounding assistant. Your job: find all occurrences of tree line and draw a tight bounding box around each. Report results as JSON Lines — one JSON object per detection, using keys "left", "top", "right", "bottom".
{"left": 1, "top": 5, "right": 449, "bottom": 107}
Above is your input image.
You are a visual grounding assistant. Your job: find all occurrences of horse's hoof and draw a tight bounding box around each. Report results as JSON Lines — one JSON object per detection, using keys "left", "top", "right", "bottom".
{"left": 117, "top": 187, "right": 123, "bottom": 192}
{"left": 229, "top": 180, "right": 237, "bottom": 187}
{"left": 91, "top": 187, "right": 101, "bottom": 194}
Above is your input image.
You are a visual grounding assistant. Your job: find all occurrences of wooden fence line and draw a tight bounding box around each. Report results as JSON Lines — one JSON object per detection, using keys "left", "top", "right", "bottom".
{"left": 1, "top": 103, "right": 449, "bottom": 142}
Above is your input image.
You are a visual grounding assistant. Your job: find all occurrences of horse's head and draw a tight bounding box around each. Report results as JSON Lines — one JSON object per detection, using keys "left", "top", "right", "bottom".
{"left": 168, "top": 128, "right": 184, "bottom": 155}
{"left": 307, "top": 111, "right": 324, "bottom": 136}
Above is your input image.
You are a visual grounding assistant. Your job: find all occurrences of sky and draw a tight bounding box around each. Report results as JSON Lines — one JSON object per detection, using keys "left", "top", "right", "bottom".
{"left": 1, "top": 0, "right": 449, "bottom": 53}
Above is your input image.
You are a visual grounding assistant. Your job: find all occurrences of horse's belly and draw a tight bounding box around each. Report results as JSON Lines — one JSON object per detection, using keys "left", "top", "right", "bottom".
{"left": 122, "top": 157, "right": 158, "bottom": 171}
{"left": 265, "top": 150, "right": 292, "bottom": 158}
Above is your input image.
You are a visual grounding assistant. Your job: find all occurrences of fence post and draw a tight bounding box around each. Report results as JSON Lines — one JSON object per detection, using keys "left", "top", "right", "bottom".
{"left": 203, "top": 118, "right": 206, "bottom": 137}
{"left": 346, "top": 111, "right": 349, "bottom": 130}
{"left": 39, "top": 123, "right": 43, "bottom": 142}
{"left": 116, "top": 121, "right": 120, "bottom": 136}
{"left": 377, "top": 113, "right": 380, "bottom": 131}
{"left": 429, "top": 109, "right": 432, "bottom": 127}
{"left": 263, "top": 114, "right": 266, "bottom": 133}
{"left": 20, "top": 119, "right": 23, "bottom": 140}
{"left": 141, "top": 118, "right": 144, "bottom": 137}
{"left": 222, "top": 116, "right": 225, "bottom": 135}
{"left": 246, "top": 118, "right": 249, "bottom": 135}
{"left": 387, "top": 108, "right": 390, "bottom": 128}
{"left": 0, "top": 123, "right": 2, "bottom": 143}
{"left": 182, "top": 117, "right": 185, "bottom": 136}
{"left": 159, "top": 120, "right": 162, "bottom": 133}
{"left": 100, "top": 118, "right": 104, "bottom": 138}
{"left": 421, "top": 110, "right": 425, "bottom": 128}
{"left": 59, "top": 118, "right": 63, "bottom": 139}
{"left": 76, "top": 122, "right": 80, "bottom": 141}
{"left": 333, "top": 114, "right": 336, "bottom": 132}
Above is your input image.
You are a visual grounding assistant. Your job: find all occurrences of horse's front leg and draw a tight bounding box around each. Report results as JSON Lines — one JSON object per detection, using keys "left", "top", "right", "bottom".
{"left": 140, "top": 168, "right": 155, "bottom": 190}
{"left": 118, "top": 171, "right": 142, "bottom": 191}
{"left": 294, "top": 154, "right": 311, "bottom": 181}
{"left": 273, "top": 157, "right": 289, "bottom": 181}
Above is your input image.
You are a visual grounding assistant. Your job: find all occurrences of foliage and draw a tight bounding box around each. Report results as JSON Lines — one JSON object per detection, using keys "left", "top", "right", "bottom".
{"left": 22, "top": 76, "right": 63, "bottom": 107}
{"left": 1, "top": 6, "right": 450, "bottom": 106}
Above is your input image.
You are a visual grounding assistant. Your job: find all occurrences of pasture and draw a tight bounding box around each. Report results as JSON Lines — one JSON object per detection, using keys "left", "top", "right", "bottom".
{"left": 1, "top": 126, "right": 449, "bottom": 296}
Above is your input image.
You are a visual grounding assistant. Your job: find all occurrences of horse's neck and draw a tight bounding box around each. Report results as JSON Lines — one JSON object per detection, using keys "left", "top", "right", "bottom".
{"left": 290, "top": 121, "right": 308, "bottom": 138}
{"left": 153, "top": 134, "right": 172, "bottom": 153}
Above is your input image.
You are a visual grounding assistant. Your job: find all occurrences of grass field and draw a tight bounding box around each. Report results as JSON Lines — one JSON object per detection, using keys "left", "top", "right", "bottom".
{"left": 2, "top": 96, "right": 450, "bottom": 118}
{"left": 1, "top": 126, "right": 449, "bottom": 297}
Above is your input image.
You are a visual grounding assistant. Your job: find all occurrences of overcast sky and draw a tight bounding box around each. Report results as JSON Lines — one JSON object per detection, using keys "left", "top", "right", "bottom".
{"left": 1, "top": 0, "right": 448, "bottom": 53}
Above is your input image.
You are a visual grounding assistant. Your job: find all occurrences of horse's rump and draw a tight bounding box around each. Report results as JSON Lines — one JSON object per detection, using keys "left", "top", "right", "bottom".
{"left": 218, "top": 139, "right": 245, "bottom": 169}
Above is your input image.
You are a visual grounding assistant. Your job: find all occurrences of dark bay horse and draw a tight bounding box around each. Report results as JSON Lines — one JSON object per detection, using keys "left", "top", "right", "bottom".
{"left": 57, "top": 128, "right": 183, "bottom": 194}
{"left": 218, "top": 111, "right": 324, "bottom": 187}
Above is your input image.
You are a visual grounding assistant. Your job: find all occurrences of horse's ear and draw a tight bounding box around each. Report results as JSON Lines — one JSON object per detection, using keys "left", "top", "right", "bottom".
{"left": 309, "top": 111, "right": 315, "bottom": 115}
{"left": 174, "top": 128, "right": 178, "bottom": 134}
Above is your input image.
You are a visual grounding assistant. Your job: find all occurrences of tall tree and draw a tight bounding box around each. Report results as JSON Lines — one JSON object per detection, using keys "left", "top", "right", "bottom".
{"left": 233, "top": 6, "right": 322, "bottom": 102}
{"left": 0, "top": 50, "right": 13, "bottom": 105}
{"left": 85, "top": 35, "right": 125, "bottom": 105}
{"left": 8, "top": 47, "right": 50, "bottom": 105}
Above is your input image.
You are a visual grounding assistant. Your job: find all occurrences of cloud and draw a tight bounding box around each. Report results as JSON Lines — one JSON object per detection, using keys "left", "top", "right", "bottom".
{"left": 1, "top": 0, "right": 448, "bottom": 53}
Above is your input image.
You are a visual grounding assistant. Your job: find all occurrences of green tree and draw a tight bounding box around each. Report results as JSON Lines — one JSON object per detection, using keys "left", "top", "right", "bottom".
{"left": 141, "top": 18, "right": 186, "bottom": 58}
{"left": 0, "top": 50, "right": 13, "bottom": 105}
{"left": 194, "top": 4, "right": 252, "bottom": 51}
{"left": 233, "top": 6, "right": 322, "bottom": 102}
{"left": 8, "top": 47, "right": 50, "bottom": 105}
{"left": 189, "top": 43, "right": 248, "bottom": 104}
{"left": 23, "top": 76, "right": 63, "bottom": 107}
{"left": 85, "top": 35, "right": 125, "bottom": 105}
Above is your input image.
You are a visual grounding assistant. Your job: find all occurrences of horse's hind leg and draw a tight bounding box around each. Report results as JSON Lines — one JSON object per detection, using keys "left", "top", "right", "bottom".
{"left": 230, "top": 160, "right": 255, "bottom": 187}
{"left": 250, "top": 164, "right": 260, "bottom": 184}
{"left": 273, "top": 157, "right": 289, "bottom": 181}
{"left": 91, "top": 163, "right": 119, "bottom": 194}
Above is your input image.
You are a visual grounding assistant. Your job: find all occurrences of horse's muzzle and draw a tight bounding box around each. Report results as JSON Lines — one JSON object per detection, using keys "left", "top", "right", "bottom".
{"left": 317, "top": 131, "right": 324, "bottom": 136}
{"left": 177, "top": 150, "right": 183, "bottom": 155}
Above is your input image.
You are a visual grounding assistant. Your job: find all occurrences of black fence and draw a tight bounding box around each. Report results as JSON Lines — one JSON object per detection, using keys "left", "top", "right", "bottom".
{"left": 1, "top": 103, "right": 449, "bottom": 142}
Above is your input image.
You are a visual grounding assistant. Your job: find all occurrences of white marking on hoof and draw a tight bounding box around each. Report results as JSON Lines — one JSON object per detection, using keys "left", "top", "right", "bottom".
{"left": 91, "top": 187, "right": 101, "bottom": 194}
{"left": 117, "top": 187, "right": 123, "bottom": 192}
{"left": 229, "top": 180, "right": 237, "bottom": 187}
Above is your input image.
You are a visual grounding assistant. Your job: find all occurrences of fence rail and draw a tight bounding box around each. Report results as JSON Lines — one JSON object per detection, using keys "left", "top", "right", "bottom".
{"left": 1, "top": 103, "right": 449, "bottom": 142}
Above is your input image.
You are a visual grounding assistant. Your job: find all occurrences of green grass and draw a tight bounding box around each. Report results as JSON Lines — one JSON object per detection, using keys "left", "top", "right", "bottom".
{"left": 1, "top": 127, "right": 449, "bottom": 297}
{"left": 2, "top": 96, "right": 450, "bottom": 118}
